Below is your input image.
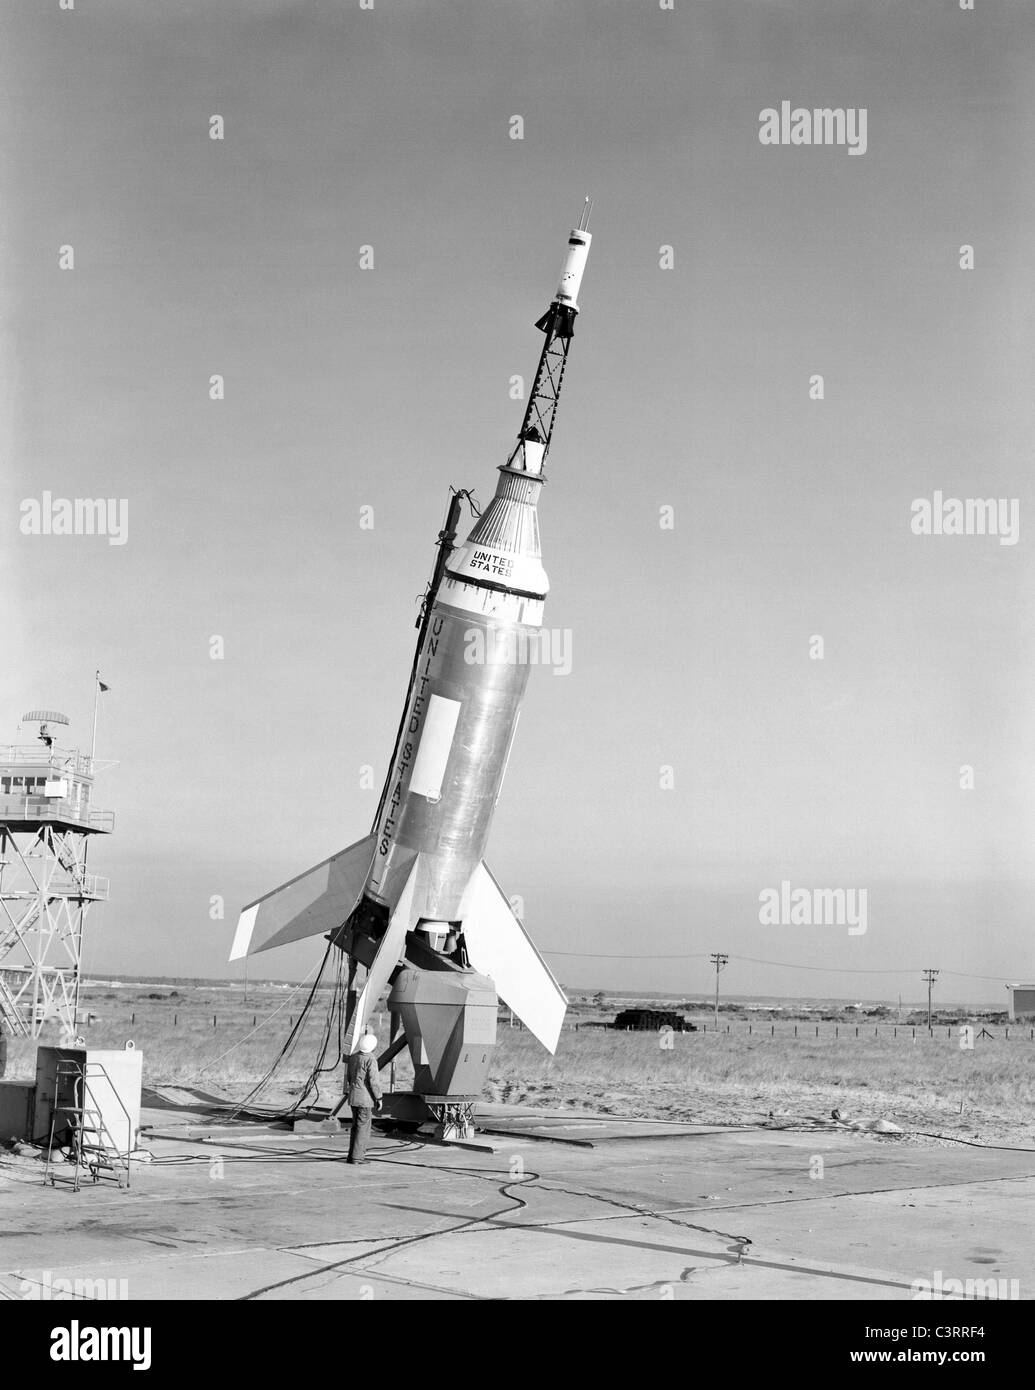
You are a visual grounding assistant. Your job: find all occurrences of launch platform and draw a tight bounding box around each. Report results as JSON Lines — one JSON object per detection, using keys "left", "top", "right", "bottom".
{"left": 2, "top": 1094, "right": 1031, "bottom": 1301}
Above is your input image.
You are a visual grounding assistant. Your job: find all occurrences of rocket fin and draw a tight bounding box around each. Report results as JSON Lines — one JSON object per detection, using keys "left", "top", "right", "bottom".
{"left": 230, "top": 833, "right": 377, "bottom": 961}
{"left": 460, "top": 862, "right": 568, "bottom": 1053}
{"left": 344, "top": 854, "right": 423, "bottom": 1054}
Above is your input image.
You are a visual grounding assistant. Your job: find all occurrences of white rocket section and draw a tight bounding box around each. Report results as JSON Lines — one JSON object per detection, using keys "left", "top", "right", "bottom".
{"left": 438, "top": 573, "right": 545, "bottom": 625}
{"left": 445, "top": 467, "right": 550, "bottom": 599}
{"left": 345, "top": 855, "right": 421, "bottom": 1053}
{"left": 446, "top": 543, "right": 549, "bottom": 597}
{"left": 409, "top": 694, "right": 461, "bottom": 802}
{"left": 506, "top": 437, "right": 545, "bottom": 475}
{"left": 230, "top": 833, "right": 376, "bottom": 959}
{"left": 554, "top": 229, "right": 591, "bottom": 312}
{"left": 229, "top": 905, "right": 258, "bottom": 962}
{"left": 460, "top": 861, "right": 568, "bottom": 1053}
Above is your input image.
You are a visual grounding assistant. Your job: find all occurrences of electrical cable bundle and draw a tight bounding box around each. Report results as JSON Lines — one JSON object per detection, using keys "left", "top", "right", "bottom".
{"left": 229, "top": 938, "right": 339, "bottom": 1121}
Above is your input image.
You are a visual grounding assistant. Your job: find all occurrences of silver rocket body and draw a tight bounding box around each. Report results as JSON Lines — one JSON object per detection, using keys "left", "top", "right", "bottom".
{"left": 369, "top": 473, "right": 548, "bottom": 923}
{"left": 231, "top": 211, "right": 592, "bottom": 1108}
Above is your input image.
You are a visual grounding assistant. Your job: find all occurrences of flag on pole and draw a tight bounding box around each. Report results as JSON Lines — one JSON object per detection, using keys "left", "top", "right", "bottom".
{"left": 98, "top": 679, "right": 110, "bottom": 693}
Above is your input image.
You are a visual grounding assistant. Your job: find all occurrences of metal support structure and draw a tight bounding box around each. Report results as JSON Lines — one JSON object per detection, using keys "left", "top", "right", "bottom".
{"left": 43, "top": 1058, "right": 132, "bottom": 1192}
{"left": 424, "top": 1097, "right": 477, "bottom": 1142}
{"left": 371, "top": 490, "right": 469, "bottom": 842}
{"left": 519, "top": 309, "right": 576, "bottom": 468}
{"left": 0, "top": 727, "right": 113, "bottom": 1039}
{"left": 0, "top": 825, "right": 109, "bottom": 1038}
{"left": 388, "top": 1008, "right": 402, "bottom": 1092}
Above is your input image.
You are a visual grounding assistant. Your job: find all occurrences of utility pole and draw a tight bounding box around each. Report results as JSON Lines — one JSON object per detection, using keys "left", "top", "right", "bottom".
{"left": 710, "top": 953, "right": 728, "bottom": 1030}
{"left": 922, "top": 969, "right": 939, "bottom": 1032}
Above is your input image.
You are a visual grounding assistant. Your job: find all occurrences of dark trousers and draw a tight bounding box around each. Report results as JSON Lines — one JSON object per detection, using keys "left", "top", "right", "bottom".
{"left": 348, "top": 1106, "right": 372, "bottom": 1163}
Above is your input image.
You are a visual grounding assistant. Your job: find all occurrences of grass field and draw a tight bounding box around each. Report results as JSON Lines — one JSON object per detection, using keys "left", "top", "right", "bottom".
{"left": 4, "top": 982, "right": 1032, "bottom": 1148}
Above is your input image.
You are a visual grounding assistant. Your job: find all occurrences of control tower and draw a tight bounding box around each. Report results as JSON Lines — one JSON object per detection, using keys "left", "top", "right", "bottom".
{"left": 0, "top": 712, "right": 114, "bottom": 1039}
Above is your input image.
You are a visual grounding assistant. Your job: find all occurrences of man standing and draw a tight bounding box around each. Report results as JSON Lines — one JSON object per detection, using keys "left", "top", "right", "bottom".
{"left": 344, "top": 1032, "right": 382, "bottom": 1165}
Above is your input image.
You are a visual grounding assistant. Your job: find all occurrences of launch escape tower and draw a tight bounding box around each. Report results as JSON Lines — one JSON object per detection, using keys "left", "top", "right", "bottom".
{"left": 0, "top": 712, "right": 113, "bottom": 1039}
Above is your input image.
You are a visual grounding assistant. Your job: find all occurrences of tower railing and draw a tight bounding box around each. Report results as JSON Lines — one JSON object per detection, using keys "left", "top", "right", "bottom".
{"left": 0, "top": 745, "right": 95, "bottom": 776}
{"left": 0, "top": 796, "right": 113, "bottom": 831}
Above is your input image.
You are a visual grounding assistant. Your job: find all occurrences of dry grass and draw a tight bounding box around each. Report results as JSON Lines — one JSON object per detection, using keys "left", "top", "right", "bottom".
{"left": 486, "top": 1029, "right": 1035, "bottom": 1145}
{"left": 5, "top": 985, "right": 1032, "bottom": 1147}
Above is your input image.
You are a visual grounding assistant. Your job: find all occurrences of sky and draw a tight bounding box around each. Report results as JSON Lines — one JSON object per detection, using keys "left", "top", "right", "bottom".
{"left": 2, "top": 0, "right": 1033, "bottom": 1006}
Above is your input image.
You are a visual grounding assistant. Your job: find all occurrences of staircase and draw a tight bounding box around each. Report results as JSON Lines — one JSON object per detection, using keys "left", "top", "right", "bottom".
{"left": 44, "top": 1059, "right": 133, "bottom": 1192}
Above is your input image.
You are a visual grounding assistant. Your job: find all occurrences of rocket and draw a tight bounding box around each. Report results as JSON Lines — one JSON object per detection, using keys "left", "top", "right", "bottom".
{"left": 230, "top": 206, "right": 592, "bottom": 1092}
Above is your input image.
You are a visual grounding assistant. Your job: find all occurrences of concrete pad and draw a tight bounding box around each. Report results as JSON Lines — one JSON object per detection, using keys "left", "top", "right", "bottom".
{"left": 1, "top": 1102, "right": 1032, "bottom": 1300}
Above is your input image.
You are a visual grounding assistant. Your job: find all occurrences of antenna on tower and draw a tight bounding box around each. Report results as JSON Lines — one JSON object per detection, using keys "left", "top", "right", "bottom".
{"left": 22, "top": 709, "right": 70, "bottom": 752}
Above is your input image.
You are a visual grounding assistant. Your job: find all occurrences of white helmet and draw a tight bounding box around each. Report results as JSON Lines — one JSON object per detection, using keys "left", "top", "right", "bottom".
{"left": 358, "top": 1033, "right": 378, "bottom": 1054}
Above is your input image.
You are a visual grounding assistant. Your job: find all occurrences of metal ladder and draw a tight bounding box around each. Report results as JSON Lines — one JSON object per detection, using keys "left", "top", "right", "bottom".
{"left": 43, "top": 1058, "right": 132, "bottom": 1192}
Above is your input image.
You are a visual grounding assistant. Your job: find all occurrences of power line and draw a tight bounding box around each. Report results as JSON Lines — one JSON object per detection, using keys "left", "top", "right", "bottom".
{"left": 540, "top": 948, "right": 1005, "bottom": 984}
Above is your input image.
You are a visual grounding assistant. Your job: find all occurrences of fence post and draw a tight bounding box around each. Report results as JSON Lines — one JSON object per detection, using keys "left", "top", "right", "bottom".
{"left": 794, "top": 1025, "right": 798, "bottom": 1038}
{"left": 253, "top": 1015, "right": 257, "bottom": 1027}
{"left": 213, "top": 1015, "right": 217, "bottom": 1028}
{"left": 174, "top": 1013, "right": 178, "bottom": 1026}
{"left": 855, "top": 1026, "right": 859, "bottom": 1037}
{"left": 816, "top": 1025, "right": 819, "bottom": 1037}
{"left": 771, "top": 1024, "right": 774, "bottom": 1036}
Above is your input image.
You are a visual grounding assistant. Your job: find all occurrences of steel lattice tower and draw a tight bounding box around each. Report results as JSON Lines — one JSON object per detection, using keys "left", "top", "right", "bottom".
{"left": 0, "top": 712, "right": 113, "bottom": 1039}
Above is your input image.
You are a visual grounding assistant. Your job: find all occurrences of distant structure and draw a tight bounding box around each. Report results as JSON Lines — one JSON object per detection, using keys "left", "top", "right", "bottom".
{"left": 612, "top": 1008, "right": 697, "bottom": 1033}
{"left": 1005, "top": 983, "right": 1035, "bottom": 1022}
{"left": 0, "top": 711, "right": 113, "bottom": 1039}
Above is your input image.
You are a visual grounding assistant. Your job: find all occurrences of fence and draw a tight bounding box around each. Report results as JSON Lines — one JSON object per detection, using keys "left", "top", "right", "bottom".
{"left": 687, "top": 1021, "right": 1034, "bottom": 1041}
{"left": 72, "top": 1013, "right": 1035, "bottom": 1042}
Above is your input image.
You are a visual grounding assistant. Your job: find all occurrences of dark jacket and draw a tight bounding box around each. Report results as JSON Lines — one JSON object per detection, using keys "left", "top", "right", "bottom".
{"left": 346, "top": 1051, "right": 382, "bottom": 1109}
